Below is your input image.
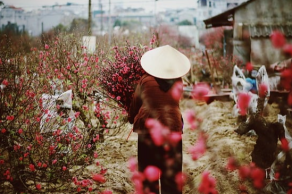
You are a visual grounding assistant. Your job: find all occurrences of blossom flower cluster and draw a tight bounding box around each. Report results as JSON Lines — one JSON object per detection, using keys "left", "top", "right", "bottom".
{"left": 98, "top": 44, "right": 151, "bottom": 112}
{"left": 226, "top": 158, "right": 266, "bottom": 189}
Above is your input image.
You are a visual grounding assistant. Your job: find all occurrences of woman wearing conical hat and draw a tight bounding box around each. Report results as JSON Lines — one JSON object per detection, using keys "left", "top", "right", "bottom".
{"left": 128, "top": 45, "right": 191, "bottom": 194}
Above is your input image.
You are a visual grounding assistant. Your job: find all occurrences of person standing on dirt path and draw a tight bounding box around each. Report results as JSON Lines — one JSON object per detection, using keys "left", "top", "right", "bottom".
{"left": 128, "top": 45, "right": 191, "bottom": 194}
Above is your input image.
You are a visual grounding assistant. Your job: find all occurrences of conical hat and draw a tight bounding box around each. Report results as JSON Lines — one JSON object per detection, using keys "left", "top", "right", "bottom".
{"left": 141, "top": 45, "right": 191, "bottom": 79}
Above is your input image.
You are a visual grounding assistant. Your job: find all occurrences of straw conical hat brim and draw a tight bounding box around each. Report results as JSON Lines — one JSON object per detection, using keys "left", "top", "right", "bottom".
{"left": 141, "top": 45, "right": 191, "bottom": 79}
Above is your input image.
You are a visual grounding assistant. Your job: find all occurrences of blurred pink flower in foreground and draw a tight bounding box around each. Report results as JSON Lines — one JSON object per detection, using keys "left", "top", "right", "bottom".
{"left": 246, "top": 62, "right": 253, "bottom": 71}
{"left": 128, "top": 157, "right": 138, "bottom": 172}
{"left": 270, "top": 30, "right": 286, "bottom": 48}
{"left": 92, "top": 173, "right": 106, "bottom": 183}
{"left": 175, "top": 172, "right": 187, "bottom": 192}
{"left": 192, "top": 83, "right": 210, "bottom": 102}
{"left": 144, "top": 165, "right": 161, "bottom": 182}
{"left": 237, "top": 92, "right": 252, "bottom": 115}
{"left": 185, "top": 109, "right": 198, "bottom": 130}
{"left": 258, "top": 83, "right": 268, "bottom": 98}
{"left": 198, "top": 171, "right": 218, "bottom": 194}
{"left": 171, "top": 81, "right": 183, "bottom": 101}
{"left": 145, "top": 118, "right": 169, "bottom": 146}
{"left": 226, "top": 157, "right": 238, "bottom": 171}
{"left": 283, "top": 44, "right": 292, "bottom": 55}
{"left": 250, "top": 167, "right": 265, "bottom": 189}
{"left": 188, "top": 134, "right": 206, "bottom": 160}
{"left": 169, "top": 132, "right": 182, "bottom": 147}
{"left": 281, "top": 138, "right": 289, "bottom": 151}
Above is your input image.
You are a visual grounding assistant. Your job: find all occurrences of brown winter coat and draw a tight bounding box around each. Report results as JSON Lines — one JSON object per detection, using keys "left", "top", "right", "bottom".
{"left": 128, "top": 74, "right": 183, "bottom": 134}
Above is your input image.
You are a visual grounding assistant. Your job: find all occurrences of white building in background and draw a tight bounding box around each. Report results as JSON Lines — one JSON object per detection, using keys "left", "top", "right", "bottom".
{"left": 0, "top": 5, "right": 26, "bottom": 32}
{"left": 0, "top": 4, "right": 78, "bottom": 36}
{"left": 25, "top": 9, "right": 76, "bottom": 36}
{"left": 196, "top": 0, "right": 248, "bottom": 29}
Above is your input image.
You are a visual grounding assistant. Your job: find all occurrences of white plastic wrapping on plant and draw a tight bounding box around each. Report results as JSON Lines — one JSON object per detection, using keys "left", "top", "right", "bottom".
{"left": 40, "top": 90, "right": 75, "bottom": 134}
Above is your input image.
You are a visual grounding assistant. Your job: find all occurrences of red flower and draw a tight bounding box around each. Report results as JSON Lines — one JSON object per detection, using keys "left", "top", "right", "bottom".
{"left": 246, "top": 62, "right": 253, "bottom": 71}
{"left": 36, "top": 183, "right": 42, "bottom": 190}
{"left": 188, "top": 134, "right": 206, "bottom": 160}
{"left": 18, "top": 128, "right": 23, "bottom": 134}
{"left": 6, "top": 115, "right": 14, "bottom": 121}
{"left": 270, "top": 30, "right": 286, "bottom": 48}
{"left": 168, "top": 132, "right": 182, "bottom": 146}
{"left": 1, "top": 128, "right": 6, "bottom": 133}
{"left": 145, "top": 119, "right": 169, "bottom": 146}
{"left": 175, "top": 172, "right": 187, "bottom": 192}
{"left": 171, "top": 81, "right": 183, "bottom": 101}
{"left": 144, "top": 165, "right": 161, "bottom": 182}
{"left": 37, "top": 162, "right": 42, "bottom": 167}
{"left": 238, "top": 165, "right": 250, "bottom": 181}
{"left": 29, "top": 164, "right": 35, "bottom": 172}
{"left": 185, "top": 109, "right": 198, "bottom": 130}
{"left": 52, "top": 159, "right": 57, "bottom": 164}
{"left": 92, "top": 173, "right": 106, "bottom": 183}
{"left": 192, "top": 83, "right": 210, "bottom": 102}
{"left": 1, "top": 79, "right": 8, "bottom": 86}
{"left": 74, "top": 112, "right": 80, "bottom": 118}
{"left": 198, "top": 171, "right": 218, "bottom": 194}
{"left": 281, "top": 138, "right": 289, "bottom": 151}
{"left": 250, "top": 167, "right": 265, "bottom": 189}
{"left": 128, "top": 157, "right": 137, "bottom": 172}
{"left": 258, "top": 83, "right": 268, "bottom": 98}
{"left": 281, "top": 69, "right": 292, "bottom": 90}
{"left": 237, "top": 92, "right": 252, "bottom": 115}
{"left": 226, "top": 157, "right": 238, "bottom": 171}
{"left": 283, "top": 44, "right": 292, "bottom": 56}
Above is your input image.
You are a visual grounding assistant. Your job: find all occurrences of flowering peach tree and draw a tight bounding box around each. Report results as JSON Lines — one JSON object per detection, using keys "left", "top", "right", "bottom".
{"left": 0, "top": 33, "right": 127, "bottom": 193}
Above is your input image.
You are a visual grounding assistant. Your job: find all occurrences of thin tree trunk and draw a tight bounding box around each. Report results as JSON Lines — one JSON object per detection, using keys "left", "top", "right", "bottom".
{"left": 88, "top": 0, "right": 92, "bottom": 35}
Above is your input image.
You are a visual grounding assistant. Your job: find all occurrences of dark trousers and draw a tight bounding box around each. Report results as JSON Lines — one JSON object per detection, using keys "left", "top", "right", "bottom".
{"left": 138, "top": 134, "right": 183, "bottom": 194}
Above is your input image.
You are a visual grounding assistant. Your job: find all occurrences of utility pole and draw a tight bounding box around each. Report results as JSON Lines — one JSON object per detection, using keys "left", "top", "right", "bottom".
{"left": 88, "top": 0, "right": 92, "bottom": 35}
{"left": 99, "top": 0, "right": 103, "bottom": 33}
{"left": 154, "top": 0, "right": 158, "bottom": 26}
{"left": 108, "top": 0, "right": 111, "bottom": 45}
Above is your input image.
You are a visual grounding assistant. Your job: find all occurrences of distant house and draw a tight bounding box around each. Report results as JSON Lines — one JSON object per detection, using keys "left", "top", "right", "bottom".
{"left": 0, "top": 4, "right": 78, "bottom": 36}
{"left": 196, "top": 0, "right": 247, "bottom": 29}
{"left": 25, "top": 9, "right": 76, "bottom": 36}
{"left": 0, "top": 5, "right": 26, "bottom": 32}
{"left": 203, "top": 0, "right": 292, "bottom": 68}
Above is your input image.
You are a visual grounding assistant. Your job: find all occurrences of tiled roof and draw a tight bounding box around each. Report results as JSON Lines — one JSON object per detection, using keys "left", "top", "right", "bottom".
{"left": 248, "top": 25, "right": 292, "bottom": 37}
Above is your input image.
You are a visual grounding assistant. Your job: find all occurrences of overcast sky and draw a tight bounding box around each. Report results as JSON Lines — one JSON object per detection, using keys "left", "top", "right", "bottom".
{"left": 2, "top": 0, "right": 197, "bottom": 12}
